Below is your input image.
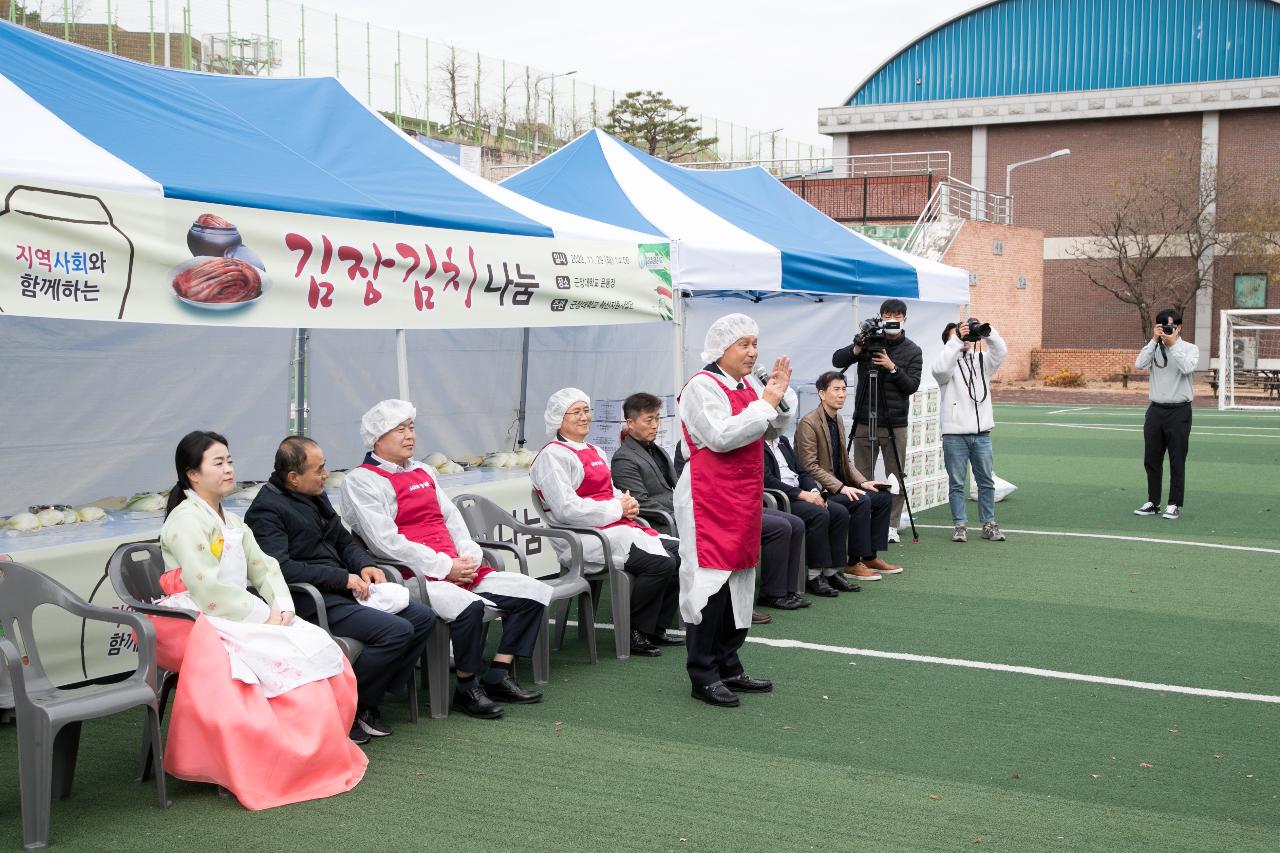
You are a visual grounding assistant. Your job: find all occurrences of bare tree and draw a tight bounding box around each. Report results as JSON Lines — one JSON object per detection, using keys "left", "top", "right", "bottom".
{"left": 435, "top": 46, "right": 470, "bottom": 135}
{"left": 1071, "top": 137, "right": 1280, "bottom": 344}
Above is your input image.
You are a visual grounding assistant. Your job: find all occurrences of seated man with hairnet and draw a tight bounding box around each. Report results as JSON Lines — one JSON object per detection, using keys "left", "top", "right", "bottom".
{"left": 530, "top": 388, "right": 682, "bottom": 658}
{"left": 339, "top": 399, "right": 553, "bottom": 719}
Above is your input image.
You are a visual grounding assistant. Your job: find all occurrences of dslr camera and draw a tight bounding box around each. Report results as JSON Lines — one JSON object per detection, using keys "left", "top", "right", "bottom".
{"left": 961, "top": 318, "right": 992, "bottom": 342}
{"left": 855, "top": 316, "right": 901, "bottom": 354}
{"left": 1159, "top": 322, "right": 1176, "bottom": 335}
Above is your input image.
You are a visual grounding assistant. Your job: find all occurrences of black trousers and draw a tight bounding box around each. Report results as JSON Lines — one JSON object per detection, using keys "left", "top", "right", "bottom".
{"left": 624, "top": 539, "right": 681, "bottom": 635}
{"left": 320, "top": 595, "right": 437, "bottom": 710}
{"left": 760, "top": 507, "right": 803, "bottom": 597}
{"left": 788, "top": 499, "right": 851, "bottom": 569}
{"left": 1144, "top": 402, "right": 1192, "bottom": 506}
{"left": 684, "top": 582, "right": 748, "bottom": 688}
{"left": 828, "top": 488, "right": 892, "bottom": 561}
{"left": 448, "top": 592, "right": 546, "bottom": 677}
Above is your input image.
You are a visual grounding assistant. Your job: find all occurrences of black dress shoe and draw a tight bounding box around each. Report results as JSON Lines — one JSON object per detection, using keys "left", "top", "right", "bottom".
{"left": 691, "top": 681, "right": 740, "bottom": 707}
{"left": 452, "top": 684, "right": 505, "bottom": 719}
{"left": 805, "top": 577, "right": 839, "bottom": 597}
{"left": 826, "top": 573, "right": 862, "bottom": 593}
{"left": 483, "top": 673, "right": 543, "bottom": 704}
{"left": 785, "top": 593, "right": 813, "bottom": 608}
{"left": 630, "top": 630, "right": 662, "bottom": 657}
{"left": 757, "top": 593, "right": 802, "bottom": 610}
{"left": 647, "top": 630, "right": 685, "bottom": 646}
{"left": 751, "top": 610, "right": 773, "bottom": 625}
{"left": 348, "top": 722, "right": 371, "bottom": 745}
{"left": 722, "top": 673, "right": 773, "bottom": 693}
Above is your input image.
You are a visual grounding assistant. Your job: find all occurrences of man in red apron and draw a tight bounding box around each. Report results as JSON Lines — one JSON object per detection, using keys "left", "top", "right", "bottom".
{"left": 339, "top": 400, "right": 553, "bottom": 719}
{"left": 676, "top": 314, "right": 796, "bottom": 708}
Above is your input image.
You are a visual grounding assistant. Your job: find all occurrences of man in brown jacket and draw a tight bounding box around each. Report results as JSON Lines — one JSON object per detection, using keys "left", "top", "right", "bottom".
{"left": 794, "top": 371, "right": 901, "bottom": 581}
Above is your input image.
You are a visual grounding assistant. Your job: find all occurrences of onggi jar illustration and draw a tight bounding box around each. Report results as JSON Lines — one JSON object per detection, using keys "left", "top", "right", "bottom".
{"left": 0, "top": 185, "right": 135, "bottom": 320}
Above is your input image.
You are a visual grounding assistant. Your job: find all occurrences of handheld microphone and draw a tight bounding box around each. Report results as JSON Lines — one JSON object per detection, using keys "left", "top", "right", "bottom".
{"left": 753, "top": 366, "right": 790, "bottom": 412}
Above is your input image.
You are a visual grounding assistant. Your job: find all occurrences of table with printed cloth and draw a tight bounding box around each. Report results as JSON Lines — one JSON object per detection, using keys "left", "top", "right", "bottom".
{"left": 0, "top": 469, "right": 555, "bottom": 704}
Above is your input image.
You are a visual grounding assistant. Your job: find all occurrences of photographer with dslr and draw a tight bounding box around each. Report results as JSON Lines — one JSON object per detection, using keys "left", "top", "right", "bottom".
{"left": 832, "top": 298, "right": 922, "bottom": 542}
{"left": 1134, "top": 308, "right": 1198, "bottom": 520}
{"left": 933, "top": 319, "right": 1008, "bottom": 542}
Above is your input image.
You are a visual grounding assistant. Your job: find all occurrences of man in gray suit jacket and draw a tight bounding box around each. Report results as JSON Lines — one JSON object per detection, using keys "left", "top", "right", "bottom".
{"left": 610, "top": 393, "right": 677, "bottom": 534}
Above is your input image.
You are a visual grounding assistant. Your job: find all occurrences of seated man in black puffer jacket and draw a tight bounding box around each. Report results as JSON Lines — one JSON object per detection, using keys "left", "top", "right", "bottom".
{"left": 246, "top": 435, "right": 436, "bottom": 744}
{"left": 832, "top": 298, "right": 923, "bottom": 543}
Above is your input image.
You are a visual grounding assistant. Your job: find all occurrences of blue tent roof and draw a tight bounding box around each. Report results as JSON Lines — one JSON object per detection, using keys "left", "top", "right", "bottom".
{"left": 0, "top": 20, "right": 552, "bottom": 236}
{"left": 503, "top": 130, "right": 969, "bottom": 302}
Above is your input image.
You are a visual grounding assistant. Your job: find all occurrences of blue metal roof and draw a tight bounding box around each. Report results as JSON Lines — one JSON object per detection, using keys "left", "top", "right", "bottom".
{"left": 848, "top": 0, "right": 1280, "bottom": 106}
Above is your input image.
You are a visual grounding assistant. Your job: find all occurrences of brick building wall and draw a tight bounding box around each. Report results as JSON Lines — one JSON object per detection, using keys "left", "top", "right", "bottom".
{"left": 939, "top": 221, "right": 1044, "bottom": 380}
{"left": 985, "top": 114, "right": 1203, "bottom": 239}
{"left": 838, "top": 127, "right": 973, "bottom": 185}
{"left": 1030, "top": 348, "right": 1144, "bottom": 380}
{"left": 829, "top": 107, "right": 1280, "bottom": 356}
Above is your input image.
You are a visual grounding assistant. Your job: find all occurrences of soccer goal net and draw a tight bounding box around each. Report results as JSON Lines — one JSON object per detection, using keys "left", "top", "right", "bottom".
{"left": 1218, "top": 309, "right": 1280, "bottom": 410}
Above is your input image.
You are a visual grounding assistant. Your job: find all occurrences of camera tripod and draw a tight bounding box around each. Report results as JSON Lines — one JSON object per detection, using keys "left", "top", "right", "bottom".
{"left": 847, "top": 364, "right": 919, "bottom": 543}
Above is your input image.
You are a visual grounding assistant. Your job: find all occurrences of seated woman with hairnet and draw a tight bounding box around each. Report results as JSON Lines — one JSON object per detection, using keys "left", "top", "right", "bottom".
{"left": 530, "top": 388, "right": 682, "bottom": 658}
{"left": 339, "top": 399, "right": 552, "bottom": 719}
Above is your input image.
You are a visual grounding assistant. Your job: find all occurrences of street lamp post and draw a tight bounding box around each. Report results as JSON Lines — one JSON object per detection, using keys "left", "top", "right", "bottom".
{"left": 532, "top": 70, "right": 576, "bottom": 154}
{"left": 1005, "top": 148, "right": 1070, "bottom": 222}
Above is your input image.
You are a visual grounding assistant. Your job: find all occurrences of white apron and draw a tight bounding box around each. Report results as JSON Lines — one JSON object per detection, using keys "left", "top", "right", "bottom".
{"left": 155, "top": 495, "right": 345, "bottom": 698}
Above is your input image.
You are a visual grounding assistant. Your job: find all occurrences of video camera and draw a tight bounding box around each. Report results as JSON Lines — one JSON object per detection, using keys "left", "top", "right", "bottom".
{"left": 855, "top": 316, "right": 901, "bottom": 354}
{"left": 961, "top": 318, "right": 992, "bottom": 342}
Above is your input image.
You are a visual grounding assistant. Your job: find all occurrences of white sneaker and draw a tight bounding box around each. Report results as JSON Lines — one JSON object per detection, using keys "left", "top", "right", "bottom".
{"left": 1162, "top": 504, "right": 1180, "bottom": 520}
{"left": 1133, "top": 502, "right": 1160, "bottom": 516}
{"left": 887, "top": 527, "right": 901, "bottom": 543}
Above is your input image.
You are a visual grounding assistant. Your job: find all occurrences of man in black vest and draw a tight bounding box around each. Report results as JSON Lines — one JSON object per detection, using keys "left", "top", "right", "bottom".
{"left": 246, "top": 435, "right": 437, "bottom": 744}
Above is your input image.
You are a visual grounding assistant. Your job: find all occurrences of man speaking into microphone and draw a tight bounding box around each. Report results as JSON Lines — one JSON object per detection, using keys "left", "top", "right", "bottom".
{"left": 675, "top": 313, "right": 797, "bottom": 708}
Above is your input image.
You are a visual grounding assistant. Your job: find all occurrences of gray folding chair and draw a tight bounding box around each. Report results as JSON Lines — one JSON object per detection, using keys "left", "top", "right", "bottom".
{"left": 0, "top": 560, "right": 168, "bottom": 851}
{"left": 637, "top": 506, "right": 677, "bottom": 536}
{"left": 453, "top": 493, "right": 596, "bottom": 682}
{"left": 106, "top": 541, "right": 194, "bottom": 783}
{"left": 528, "top": 486, "right": 634, "bottom": 661}
{"left": 350, "top": 531, "right": 498, "bottom": 720}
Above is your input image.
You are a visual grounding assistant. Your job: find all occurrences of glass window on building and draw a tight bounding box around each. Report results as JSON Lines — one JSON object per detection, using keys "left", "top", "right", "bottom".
{"left": 1234, "top": 274, "right": 1268, "bottom": 309}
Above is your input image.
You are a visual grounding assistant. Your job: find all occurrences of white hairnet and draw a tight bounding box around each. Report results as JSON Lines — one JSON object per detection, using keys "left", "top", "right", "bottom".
{"left": 700, "top": 313, "right": 759, "bottom": 364}
{"left": 545, "top": 387, "right": 590, "bottom": 436}
{"left": 360, "top": 399, "right": 416, "bottom": 448}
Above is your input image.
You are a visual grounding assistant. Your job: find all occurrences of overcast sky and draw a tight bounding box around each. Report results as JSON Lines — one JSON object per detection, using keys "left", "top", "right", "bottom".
{"left": 298, "top": 0, "right": 978, "bottom": 150}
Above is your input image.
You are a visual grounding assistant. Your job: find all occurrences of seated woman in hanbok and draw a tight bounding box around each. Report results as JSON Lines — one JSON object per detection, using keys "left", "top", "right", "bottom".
{"left": 152, "top": 430, "right": 366, "bottom": 810}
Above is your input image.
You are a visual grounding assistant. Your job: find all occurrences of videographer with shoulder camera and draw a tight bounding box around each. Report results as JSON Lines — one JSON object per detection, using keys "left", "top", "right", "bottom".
{"left": 831, "top": 298, "right": 922, "bottom": 542}
{"left": 933, "top": 318, "right": 1007, "bottom": 543}
{"left": 1133, "top": 308, "right": 1198, "bottom": 521}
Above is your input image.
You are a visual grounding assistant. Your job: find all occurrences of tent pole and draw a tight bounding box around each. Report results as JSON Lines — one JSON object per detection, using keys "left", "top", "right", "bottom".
{"left": 290, "top": 328, "right": 310, "bottom": 435}
{"left": 516, "top": 327, "right": 531, "bottom": 449}
{"left": 672, "top": 286, "right": 686, "bottom": 397}
{"left": 395, "top": 329, "right": 411, "bottom": 401}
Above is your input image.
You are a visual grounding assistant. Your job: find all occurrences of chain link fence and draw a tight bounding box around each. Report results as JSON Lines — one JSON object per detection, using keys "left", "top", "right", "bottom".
{"left": 4, "top": 0, "right": 830, "bottom": 176}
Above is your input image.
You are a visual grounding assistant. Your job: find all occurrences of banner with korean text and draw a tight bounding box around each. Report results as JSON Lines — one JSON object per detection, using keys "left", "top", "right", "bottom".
{"left": 0, "top": 180, "right": 674, "bottom": 329}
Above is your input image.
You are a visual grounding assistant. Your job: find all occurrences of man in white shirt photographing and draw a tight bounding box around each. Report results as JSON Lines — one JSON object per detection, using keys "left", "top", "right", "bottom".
{"left": 1134, "top": 308, "right": 1199, "bottom": 520}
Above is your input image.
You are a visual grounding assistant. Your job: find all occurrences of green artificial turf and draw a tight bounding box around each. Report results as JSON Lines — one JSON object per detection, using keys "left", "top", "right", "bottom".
{"left": 2, "top": 403, "right": 1277, "bottom": 852}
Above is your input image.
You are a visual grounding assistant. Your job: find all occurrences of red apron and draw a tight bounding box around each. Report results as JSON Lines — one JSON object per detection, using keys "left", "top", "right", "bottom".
{"left": 359, "top": 464, "right": 493, "bottom": 590}
{"left": 536, "top": 441, "right": 658, "bottom": 537}
{"left": 681, "top": 371, "right": 764, "bottom": 571}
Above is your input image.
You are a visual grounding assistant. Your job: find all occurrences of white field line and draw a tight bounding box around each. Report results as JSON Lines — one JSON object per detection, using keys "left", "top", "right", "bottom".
{"left": 568, "top": 622, "right": 1280, "bottom": 704}
{"left": 914, "top": 523, "right": 1280, "bottom": 554}
{"left": 997, "top": 421, "right": 1280, "bottom": 438}
{"left": 999, "top": 420, "right": 1280, "bottom": 430}
{"left": 1046, "top": 406, "right": 1092, "bottom": 414}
